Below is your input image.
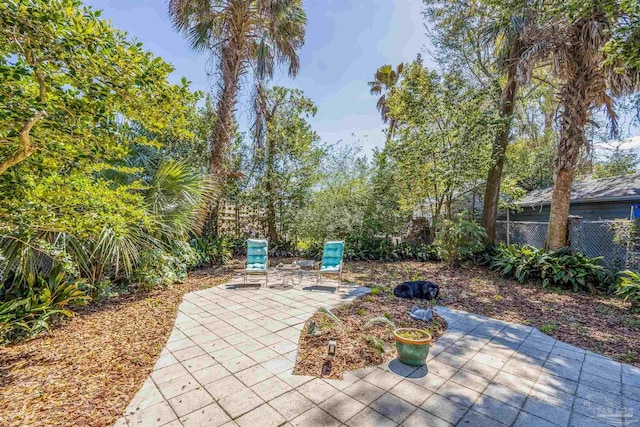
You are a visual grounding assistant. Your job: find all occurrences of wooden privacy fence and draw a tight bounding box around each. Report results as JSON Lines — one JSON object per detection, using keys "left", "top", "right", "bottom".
{"left": 217, "top": 202, "right": 265, "bottom": 237}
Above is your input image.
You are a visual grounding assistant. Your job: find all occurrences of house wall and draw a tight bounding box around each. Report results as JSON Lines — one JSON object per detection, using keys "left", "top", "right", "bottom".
{"left": 505, "top": 200, "right": 635, "bottom": 222}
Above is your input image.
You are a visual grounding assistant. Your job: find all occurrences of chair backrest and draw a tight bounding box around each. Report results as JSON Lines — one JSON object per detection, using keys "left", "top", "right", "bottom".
{"left": 247, "top": 239, "right": 268, "bottom": 270}
{"left": 321, "top": 241, "right": 344, "bottom": 270}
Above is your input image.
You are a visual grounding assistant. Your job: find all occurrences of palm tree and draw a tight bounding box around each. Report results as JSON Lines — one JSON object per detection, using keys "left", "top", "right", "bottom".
{"left": 168, "top": 0, "right": 306, "bottom": 175}
{"left": 519, "top": 1, "right": 639, "bottom": 249}
{"left": 479, "top": 5, "right": 537, "bottom": 243}
{"left": 368, "top": 63, "right": 404, "bottom": 146}
{"left": 168, "top": 0, "right": 306, "bottom": 235}
{"left": 423, "top": 0, "right": 537, "bottom": 243}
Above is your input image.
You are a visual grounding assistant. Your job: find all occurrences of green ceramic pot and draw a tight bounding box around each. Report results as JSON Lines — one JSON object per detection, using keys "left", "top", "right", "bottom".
{"left": 394, "top": 328, "right": 432, "bottom": 367}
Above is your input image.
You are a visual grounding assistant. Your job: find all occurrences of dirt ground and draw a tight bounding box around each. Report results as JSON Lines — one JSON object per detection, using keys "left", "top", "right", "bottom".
{"left": 293, "top": 291, "right": 447, "bottom": 379}
{"left": 1, "top": 258, "right": 637, "bottom": 426}
{"left": 343, "top": 260, "right": 639, "bottom": 367}
{"left": 0, "top": 265, "right": 235, "bottom": 427}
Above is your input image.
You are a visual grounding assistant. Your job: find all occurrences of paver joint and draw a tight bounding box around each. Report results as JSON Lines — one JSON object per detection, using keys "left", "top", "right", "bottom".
{"left": 116, "top": 270, "right": 640, "bottom": 427}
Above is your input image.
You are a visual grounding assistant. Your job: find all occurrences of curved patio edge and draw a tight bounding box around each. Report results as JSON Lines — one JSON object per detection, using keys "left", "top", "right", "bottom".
{"left": 115, "top": 272, "right": 640, "bottom": 427}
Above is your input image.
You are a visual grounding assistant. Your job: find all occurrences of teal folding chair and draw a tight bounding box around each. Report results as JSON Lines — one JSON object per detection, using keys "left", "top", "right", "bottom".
{"left": 245, "top": 239, "right": 269, "bottom": 286}
{"left": 317, "top": 241, "right": 345, "bottom": 289}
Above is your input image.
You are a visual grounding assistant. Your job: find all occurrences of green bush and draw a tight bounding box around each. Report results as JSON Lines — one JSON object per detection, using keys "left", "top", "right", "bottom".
{"left": 132, "top": 242, "right": 198, "bottom": 290}
{"left": 616, "top": 270, "right": 640, "bottom": 305}
{"left": 0, "top": 266, "right": 90, "bottom": 343}
{"left": 296, "top": 240, "right": 324, "bottom": 259}
{"left": 229, "top": 238, "right": 247, "bottom": 256}
{"left": 487, "top": 244, "right": 613, "bottom": 293}
{"left": 270, "top": 240, "right": 298, "bottom": 257}
{"left": 343, "top": 234, "right": 439, "bottom": 262}
{"left": 190, "top": 236, "right": 233, "bottom": 267}
{"left": 433, "top": 218, "right": 487, "bottom": 267}
{"left": 211, "top": 235, "right": 438, "bottom": 262}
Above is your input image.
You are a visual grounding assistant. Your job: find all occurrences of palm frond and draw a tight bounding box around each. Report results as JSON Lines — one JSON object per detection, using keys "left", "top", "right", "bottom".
{"left": 145, "top": 160, "right": 212, "bottom": 241}
{"left": 91, "top": 226, "right": 144, "bottom": 278}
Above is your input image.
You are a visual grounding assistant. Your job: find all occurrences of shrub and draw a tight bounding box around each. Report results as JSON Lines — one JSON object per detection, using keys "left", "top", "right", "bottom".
{"left": 487, "top": 244, "right": 613, "bottom": 293}
{"left": 270, "top": 240, "right": 297, "bottom": 257}
{"left": 616, "top": 270, "right": 640, "bottom": 305}
{"left": 343, "top": 234, "right": 439, "bottom": 262}
{"left": 296, "top": 240, "right": 324, "bottom": 259}
{"left": 132, "top": 242, "right": 197, "bottom": 291}
{"left": 434, "top": 218, "right": 487, "bottom": 267}
{"left": 206, "top": 234, "right": 438, "bottom": 264}
{"left": 228, "top": 238, "right": 247, "bottom": 256}
{"left": 0, "top": 266, "right": 90, "bottom": 343}
{"left": 190, "top": 236, "right": 233, "bottom": 266}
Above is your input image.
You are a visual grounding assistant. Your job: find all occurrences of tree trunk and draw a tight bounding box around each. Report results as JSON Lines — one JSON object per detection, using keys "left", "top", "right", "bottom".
{"left": 0, "top": 111, "right": 46, "bottom": 176}
{"left": 545, "top": 16, "right": 595, "bottom": 250}
{"left": 384, "top": 118, "right": 396, "bottom": 148}
{"left": 544, "top": 83, "right": 589, "bottom": 249}
{"left": 205, "top": 23, "right": 246, "bottom": 235}
{"left": 210, "top": 46, "right": 241, "bottom": 176}
{"left": 481, "top": 60, "right": 518, "bottom": 242}
{"left": 265, "top": 135, "right": 278, "bottom": 242}
{"left": 545, "top": 169, "right": 573, "bottom": 249}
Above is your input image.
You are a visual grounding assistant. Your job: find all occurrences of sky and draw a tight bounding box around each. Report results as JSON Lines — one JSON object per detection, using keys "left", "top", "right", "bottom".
{"left": 83, "top": 0, "right": 639, "bottom": 156}
{"left": 84, "top": 0, "right": 433, "bottom": 155}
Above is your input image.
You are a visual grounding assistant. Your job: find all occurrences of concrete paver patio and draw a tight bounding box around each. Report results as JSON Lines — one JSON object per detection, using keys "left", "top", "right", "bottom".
{"left": 116, "top": 271, "right": 640, "bottom": 426}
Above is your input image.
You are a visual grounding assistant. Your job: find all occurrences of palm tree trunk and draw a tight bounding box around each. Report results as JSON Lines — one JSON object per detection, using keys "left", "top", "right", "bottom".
{"left": 481, "top": 54, "right": 519, "bottom": 242}
{"left": 266, "top": 135, "right": 278, "bottom": 242}
{"left": 211, "top": 46, "right": 242, "bottom": 175}
{"left": 205, "top": 29, "right": 246, "bottom": 235}
{"left": 385, "top": 118, "right": 396, "bottom": 148}
{"left": 545, "top": 168, "right": 573, "bottom": 249}
{"left": 545, "top": 82, "right": 589, "bottom": 250}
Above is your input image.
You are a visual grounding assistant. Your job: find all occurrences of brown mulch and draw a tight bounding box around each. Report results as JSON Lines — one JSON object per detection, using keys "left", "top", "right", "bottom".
{"left": 0, "top": 264, "right": 236, "bottom": 427}
{"left": 1, "top": 258, "right": 638, "bottom": 426}
{"left": 342, "top": 260, "right": 640, "bottom": 367}
{"left": 293, "top": 292, "right": 447, "bottom": 379}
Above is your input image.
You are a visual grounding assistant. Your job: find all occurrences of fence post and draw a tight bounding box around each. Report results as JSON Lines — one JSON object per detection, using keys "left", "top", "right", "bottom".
{"left": 567, "top": 215, "right": 582, "bottom": 252}
{"left": 506, "top": 208, "right": 510, "bottom": 246}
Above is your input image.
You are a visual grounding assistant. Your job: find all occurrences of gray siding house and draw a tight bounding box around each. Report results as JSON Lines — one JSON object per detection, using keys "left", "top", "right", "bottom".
{"left": 506, "top": 173, "right": 640, "bottom": 221}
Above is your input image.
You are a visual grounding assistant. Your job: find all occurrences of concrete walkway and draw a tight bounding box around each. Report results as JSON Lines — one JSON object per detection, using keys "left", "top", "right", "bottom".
{"left": 116, "top": 271, "right": 640, "bottom": 427}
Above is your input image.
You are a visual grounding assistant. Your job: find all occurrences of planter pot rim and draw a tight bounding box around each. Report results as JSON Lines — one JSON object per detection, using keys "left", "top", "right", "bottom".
{"left": 393, "top": 328, "right": 432, "bottom": 345}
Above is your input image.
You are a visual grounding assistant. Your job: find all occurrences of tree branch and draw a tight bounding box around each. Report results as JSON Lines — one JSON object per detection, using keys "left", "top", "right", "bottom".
{"left": 0, "top": 111, "right": 47, "bottom": 175}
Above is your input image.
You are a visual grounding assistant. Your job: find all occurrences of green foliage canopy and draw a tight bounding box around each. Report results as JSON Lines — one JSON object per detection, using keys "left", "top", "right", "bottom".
{"left": 250, "top": 86, "right": 325, "bottom": 241}
{"left": 386, "top": 59, "right": 498, "bottom": 225}
{"left": 0, "top": 0, "right": 206, "bottom": 286}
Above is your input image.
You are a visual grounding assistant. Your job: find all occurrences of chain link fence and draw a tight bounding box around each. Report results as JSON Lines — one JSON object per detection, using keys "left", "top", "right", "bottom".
{"left": 496, "top": 219, "right": 640, "bottom": 271}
